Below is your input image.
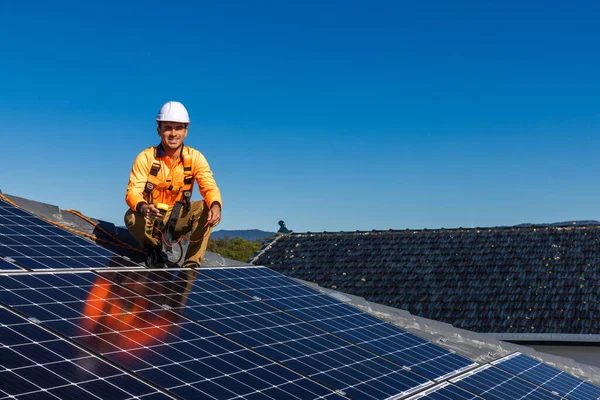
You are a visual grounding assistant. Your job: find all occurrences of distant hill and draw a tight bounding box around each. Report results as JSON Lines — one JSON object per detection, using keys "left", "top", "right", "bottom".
{"left": 211, "top": 229, "right": 276, "bottom": 242}
{"left": 513, "top": 220, "right": 600, "bottom": 228}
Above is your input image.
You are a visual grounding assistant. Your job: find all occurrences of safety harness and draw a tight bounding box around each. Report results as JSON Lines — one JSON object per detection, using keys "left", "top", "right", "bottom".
{"left": 143, "top": 146, "right": 194, "bottom": 249}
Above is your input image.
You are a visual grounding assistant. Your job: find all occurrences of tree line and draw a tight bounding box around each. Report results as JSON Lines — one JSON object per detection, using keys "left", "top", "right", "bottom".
{"left": 207, "top": 236, "right": 264, "bottom": 262}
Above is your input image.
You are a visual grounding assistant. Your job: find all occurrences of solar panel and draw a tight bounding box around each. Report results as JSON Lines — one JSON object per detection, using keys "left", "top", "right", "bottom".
{"left": 450, "top": 365, "right": 564, "bottom": 399}
{"left": 0, "top": 306, "right": 172, "bottom": 399}
{"left": 492, "top": 352, "right": 600, "bottom": 400}
{"left": 404, "top": 382, "right": 483, "bottom": 399}
{"left": 201, "top": 267, "right": 477, "bottom": 381}
{"left": 0, "top": 200, "right": 139, "bottom": 270}
{"left": 0, "top": 256, "right": 23, "bottom": 271}
{"left": 99, "top": 269, "right": 433, "bottom": 400}
{"left": 0, "top": 271, "right": 346, "bottom": 399}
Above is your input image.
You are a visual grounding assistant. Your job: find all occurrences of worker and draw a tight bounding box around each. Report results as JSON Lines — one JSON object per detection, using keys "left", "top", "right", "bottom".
{"left": 124, "top": 101, "right": 222, "bottom": 268}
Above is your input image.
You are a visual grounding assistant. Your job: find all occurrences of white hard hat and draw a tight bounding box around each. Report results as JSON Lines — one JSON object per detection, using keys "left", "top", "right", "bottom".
{"left": 156, "top": 101, "right": 190, "bottom": 123}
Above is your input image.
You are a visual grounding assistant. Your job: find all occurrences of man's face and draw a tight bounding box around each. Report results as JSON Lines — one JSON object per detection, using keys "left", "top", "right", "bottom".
{"left": 157, "top": 121, "right": 188, "bottom": 152}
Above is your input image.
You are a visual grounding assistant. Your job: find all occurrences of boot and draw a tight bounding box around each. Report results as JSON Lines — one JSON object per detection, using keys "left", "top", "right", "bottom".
{"left": 145, "top": 246, "right": 166, "bottom": 268}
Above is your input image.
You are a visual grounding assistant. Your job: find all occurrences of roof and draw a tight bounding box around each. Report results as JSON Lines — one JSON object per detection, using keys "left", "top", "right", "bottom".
{"left": 251, "top": 226, "right": 600, "bottom": 337}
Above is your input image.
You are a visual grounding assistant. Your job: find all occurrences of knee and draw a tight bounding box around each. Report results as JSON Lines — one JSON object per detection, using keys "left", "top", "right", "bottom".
{"left": 124, "top": 209, "right": 141, "bottom": 229}
{"left": 188, "top": 201, "right": 209, "bottom": 223}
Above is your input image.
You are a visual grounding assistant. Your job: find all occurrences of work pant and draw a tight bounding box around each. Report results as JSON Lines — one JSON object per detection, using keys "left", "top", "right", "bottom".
{"left": 124, "top": 201, "right": 212, "bottom": 266}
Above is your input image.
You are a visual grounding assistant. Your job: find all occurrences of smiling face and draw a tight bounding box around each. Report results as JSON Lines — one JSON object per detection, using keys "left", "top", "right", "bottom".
{"left": 157, "top": 121, "right": 189, "bottom": 154}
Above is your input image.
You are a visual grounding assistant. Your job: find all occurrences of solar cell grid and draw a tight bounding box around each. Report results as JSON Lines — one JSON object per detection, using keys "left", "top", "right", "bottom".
{"left": 404, "top": 382, "right": 483, "bottom": 399}
{"left": 0, "top": 200, "right": 139, "bottom": 270}
{"left": 0, "top": 271, "right": 346, "bottom": 400}
{"left": 201, "top": 267, "right": 477, "bottom": 381}
{"left": 450, "top": 365, "right": 564, "bottom": 400}
{"left": 0, "top": 306, "right": 172, "bottom": 399}
{"left": 492, "top": 353, "right": 600, "bottom": 400}
{"left": 99, "top": 269, "right": 433, "bottom": 400}
{"left": 0, "top": 257, "right": 22, "bottom": 271}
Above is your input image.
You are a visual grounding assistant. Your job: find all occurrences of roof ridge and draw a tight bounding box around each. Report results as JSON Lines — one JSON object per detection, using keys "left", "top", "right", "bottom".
{"left": 298, "top": 223, "right": 600, "bottom": 236}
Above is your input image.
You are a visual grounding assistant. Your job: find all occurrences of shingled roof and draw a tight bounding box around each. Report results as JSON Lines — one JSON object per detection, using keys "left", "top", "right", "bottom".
{"left": 251, "top": 224, "right": 600, "bottom": 337}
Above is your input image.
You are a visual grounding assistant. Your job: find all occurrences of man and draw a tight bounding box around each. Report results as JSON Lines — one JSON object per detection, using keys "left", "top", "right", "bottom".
{"left": 124, "top": 101, "right": 222, "bottom": 268}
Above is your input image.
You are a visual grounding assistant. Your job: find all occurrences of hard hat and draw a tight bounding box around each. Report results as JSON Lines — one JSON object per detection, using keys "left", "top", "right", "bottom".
{"left": 156, "top": 101, "right": 190, "bottom": 123}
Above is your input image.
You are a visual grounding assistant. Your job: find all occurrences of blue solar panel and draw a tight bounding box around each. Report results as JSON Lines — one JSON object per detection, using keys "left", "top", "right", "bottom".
{"left": 0, "top": 306, "right": 171, "bottom": 399}
{"left": 100, "top": 269, "right": 433, "bottom": 400}
{"left": 492, "top": 352, "right": 600, "bottom": 400}
{"left": 450, "top": 365, "right": 564, "bottom": 399}
{"left": 0, "top": 271, "right": 346, "bottom": 399}
{"left": 201, "top": 267, "right": 477, "bottom": 381}
{"left": 0, "top": 257, "right": 23, "bottom": 271}
{"left": 0, "top": 200, "right": 139, "bottom": 270}
{"left": 405, "top": 382, "right": 483, "bottom": 399}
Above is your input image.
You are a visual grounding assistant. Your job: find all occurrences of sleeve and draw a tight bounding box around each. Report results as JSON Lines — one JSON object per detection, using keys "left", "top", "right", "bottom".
{"left": 192, "top": 150, "right": 222, "bottom": 209}
{"left": 125, "top": 150, "right": 151, "bottom": 212}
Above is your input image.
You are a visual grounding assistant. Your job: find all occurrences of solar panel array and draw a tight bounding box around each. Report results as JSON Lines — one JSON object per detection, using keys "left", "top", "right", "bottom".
{"left": 449, "top": 364, "right": 566, "bottom": 400}
{"left": 0, "top": 306, "right": 171, "bottom": 399}
{"left": 99, "top": 269, "right": 432, "bottom": 399}
{"left": 201, "top": 267, "right": 476, "bottom": 381}
{"left": 492, "top": 353, "right": 600, "bottom": 400}
{"left": 1, "top": 198, "right": 600, "bottom": 399}
{"left": 0, "top": 271, "right": 347, "bottom": 400}
{"left": 0, "top": 200, "right": 139, "bottom": 270}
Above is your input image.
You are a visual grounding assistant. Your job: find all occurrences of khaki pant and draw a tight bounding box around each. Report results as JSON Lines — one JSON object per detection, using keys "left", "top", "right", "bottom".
{"left": 124, "top": 201, "right": 212, "bottom": 266}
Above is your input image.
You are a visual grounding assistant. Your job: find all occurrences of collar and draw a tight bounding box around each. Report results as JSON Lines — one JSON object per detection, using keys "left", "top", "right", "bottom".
{"left": 155, "top": 143, "right": 185, "bottom": 159}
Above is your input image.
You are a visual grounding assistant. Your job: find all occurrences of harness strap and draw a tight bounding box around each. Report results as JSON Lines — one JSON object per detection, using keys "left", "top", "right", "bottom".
{"left": 181, "top": 152, "right": 194, "bottom": 211}
{"left": 163, "top": 202, "right": 183, "bottom": 250}
{"left": 149, "top": 162, "right": 160, "bottom": 177}
{"left": 144, "top": 162, "right": 162, "bottom": 203}
{"left": 144, "top": 147, "right": 194, "bottom": 210}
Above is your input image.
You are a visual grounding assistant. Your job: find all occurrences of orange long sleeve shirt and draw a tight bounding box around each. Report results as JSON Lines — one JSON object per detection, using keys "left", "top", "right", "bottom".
{"left": 126, "top": 144, "right": 222, "bottom": 213}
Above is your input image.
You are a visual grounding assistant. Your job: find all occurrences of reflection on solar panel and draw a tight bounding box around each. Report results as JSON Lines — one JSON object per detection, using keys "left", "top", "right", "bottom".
{"left": 405, "top": 382, "right": 482, "bottom": 399}
{"left": 492, "top": 352, "right": 600, "bottom": 400}
{"left": 0, "top": 200, "right": 139, "bottom": 270}
{"left": 0, "top": 257, "right": 22, "bottom": 271}
{"left": 450, "top": 365, "right": 563, "bottom": 399}
{"left": 0, "top": 306, "right": 171, "bottom": 399}
{"left": 201, "top": 267, "right": 476, "bottom": 381}
{"left": 100, "top": 269, "right": 432, "bottom": 400}
{"left": 0, "top": 271, "right": 346, "bottom": 399}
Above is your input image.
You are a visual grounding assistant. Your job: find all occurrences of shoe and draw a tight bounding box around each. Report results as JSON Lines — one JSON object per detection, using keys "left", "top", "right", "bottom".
{"left": 145, "top": 246, "right": 166, "bottom": 268}
{"left": 182, "top": 262, "right": 200, "bottom": 269}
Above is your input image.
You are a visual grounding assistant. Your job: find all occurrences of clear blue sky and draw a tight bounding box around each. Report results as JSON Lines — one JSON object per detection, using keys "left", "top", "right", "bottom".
{"left": 1, "top": 1, "right": 599, "bottom": 232}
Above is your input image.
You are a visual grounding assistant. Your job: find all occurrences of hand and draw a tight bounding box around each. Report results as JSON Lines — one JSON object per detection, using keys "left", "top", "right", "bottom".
{"left": 206, "top": 204, "right": 222, "bottom": 228}
{"left": 141, "top": 204, "right": 164, "bottom": 221}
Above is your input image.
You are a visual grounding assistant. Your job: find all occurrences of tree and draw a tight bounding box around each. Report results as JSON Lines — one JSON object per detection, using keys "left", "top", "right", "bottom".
{"left": 207, "top": 236, "right": 262, "bottom": 262}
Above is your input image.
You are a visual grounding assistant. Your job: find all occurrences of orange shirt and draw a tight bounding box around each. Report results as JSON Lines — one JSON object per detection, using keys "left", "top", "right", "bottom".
{"left": 126, "top": 144, "right": 222, "bottom": 212}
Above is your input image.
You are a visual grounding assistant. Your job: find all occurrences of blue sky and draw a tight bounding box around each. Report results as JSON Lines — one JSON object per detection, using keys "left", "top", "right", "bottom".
{"left": 1, "top": 1, "right": 599, "bottom": 232}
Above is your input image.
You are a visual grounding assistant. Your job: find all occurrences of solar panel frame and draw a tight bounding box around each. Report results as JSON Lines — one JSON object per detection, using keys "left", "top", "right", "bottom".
{"left": 404, "top": 382, "right": 483, "bottom": 399}
{"left": 0, "top": 270, "right": 347, "bottom": 400}
{"left": 449, "top": 364, "right": 564, "bottom": 400}
{"left": 492, "top": 352, "right": 600, "bottom": 400}
{"left": 0, "top": 305, "right": 174, "bottom": 399}
{"left": 200, "top": 266, "right": 477, "bottom": 381}
{"left": 0, "top": 256, "right": 24, "bottom": 271}
{"left": 98, "top": 268, "right": 434, "bottom": 400}
{"left": 0, "top": 200, "right": 140, "bottom": 270}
